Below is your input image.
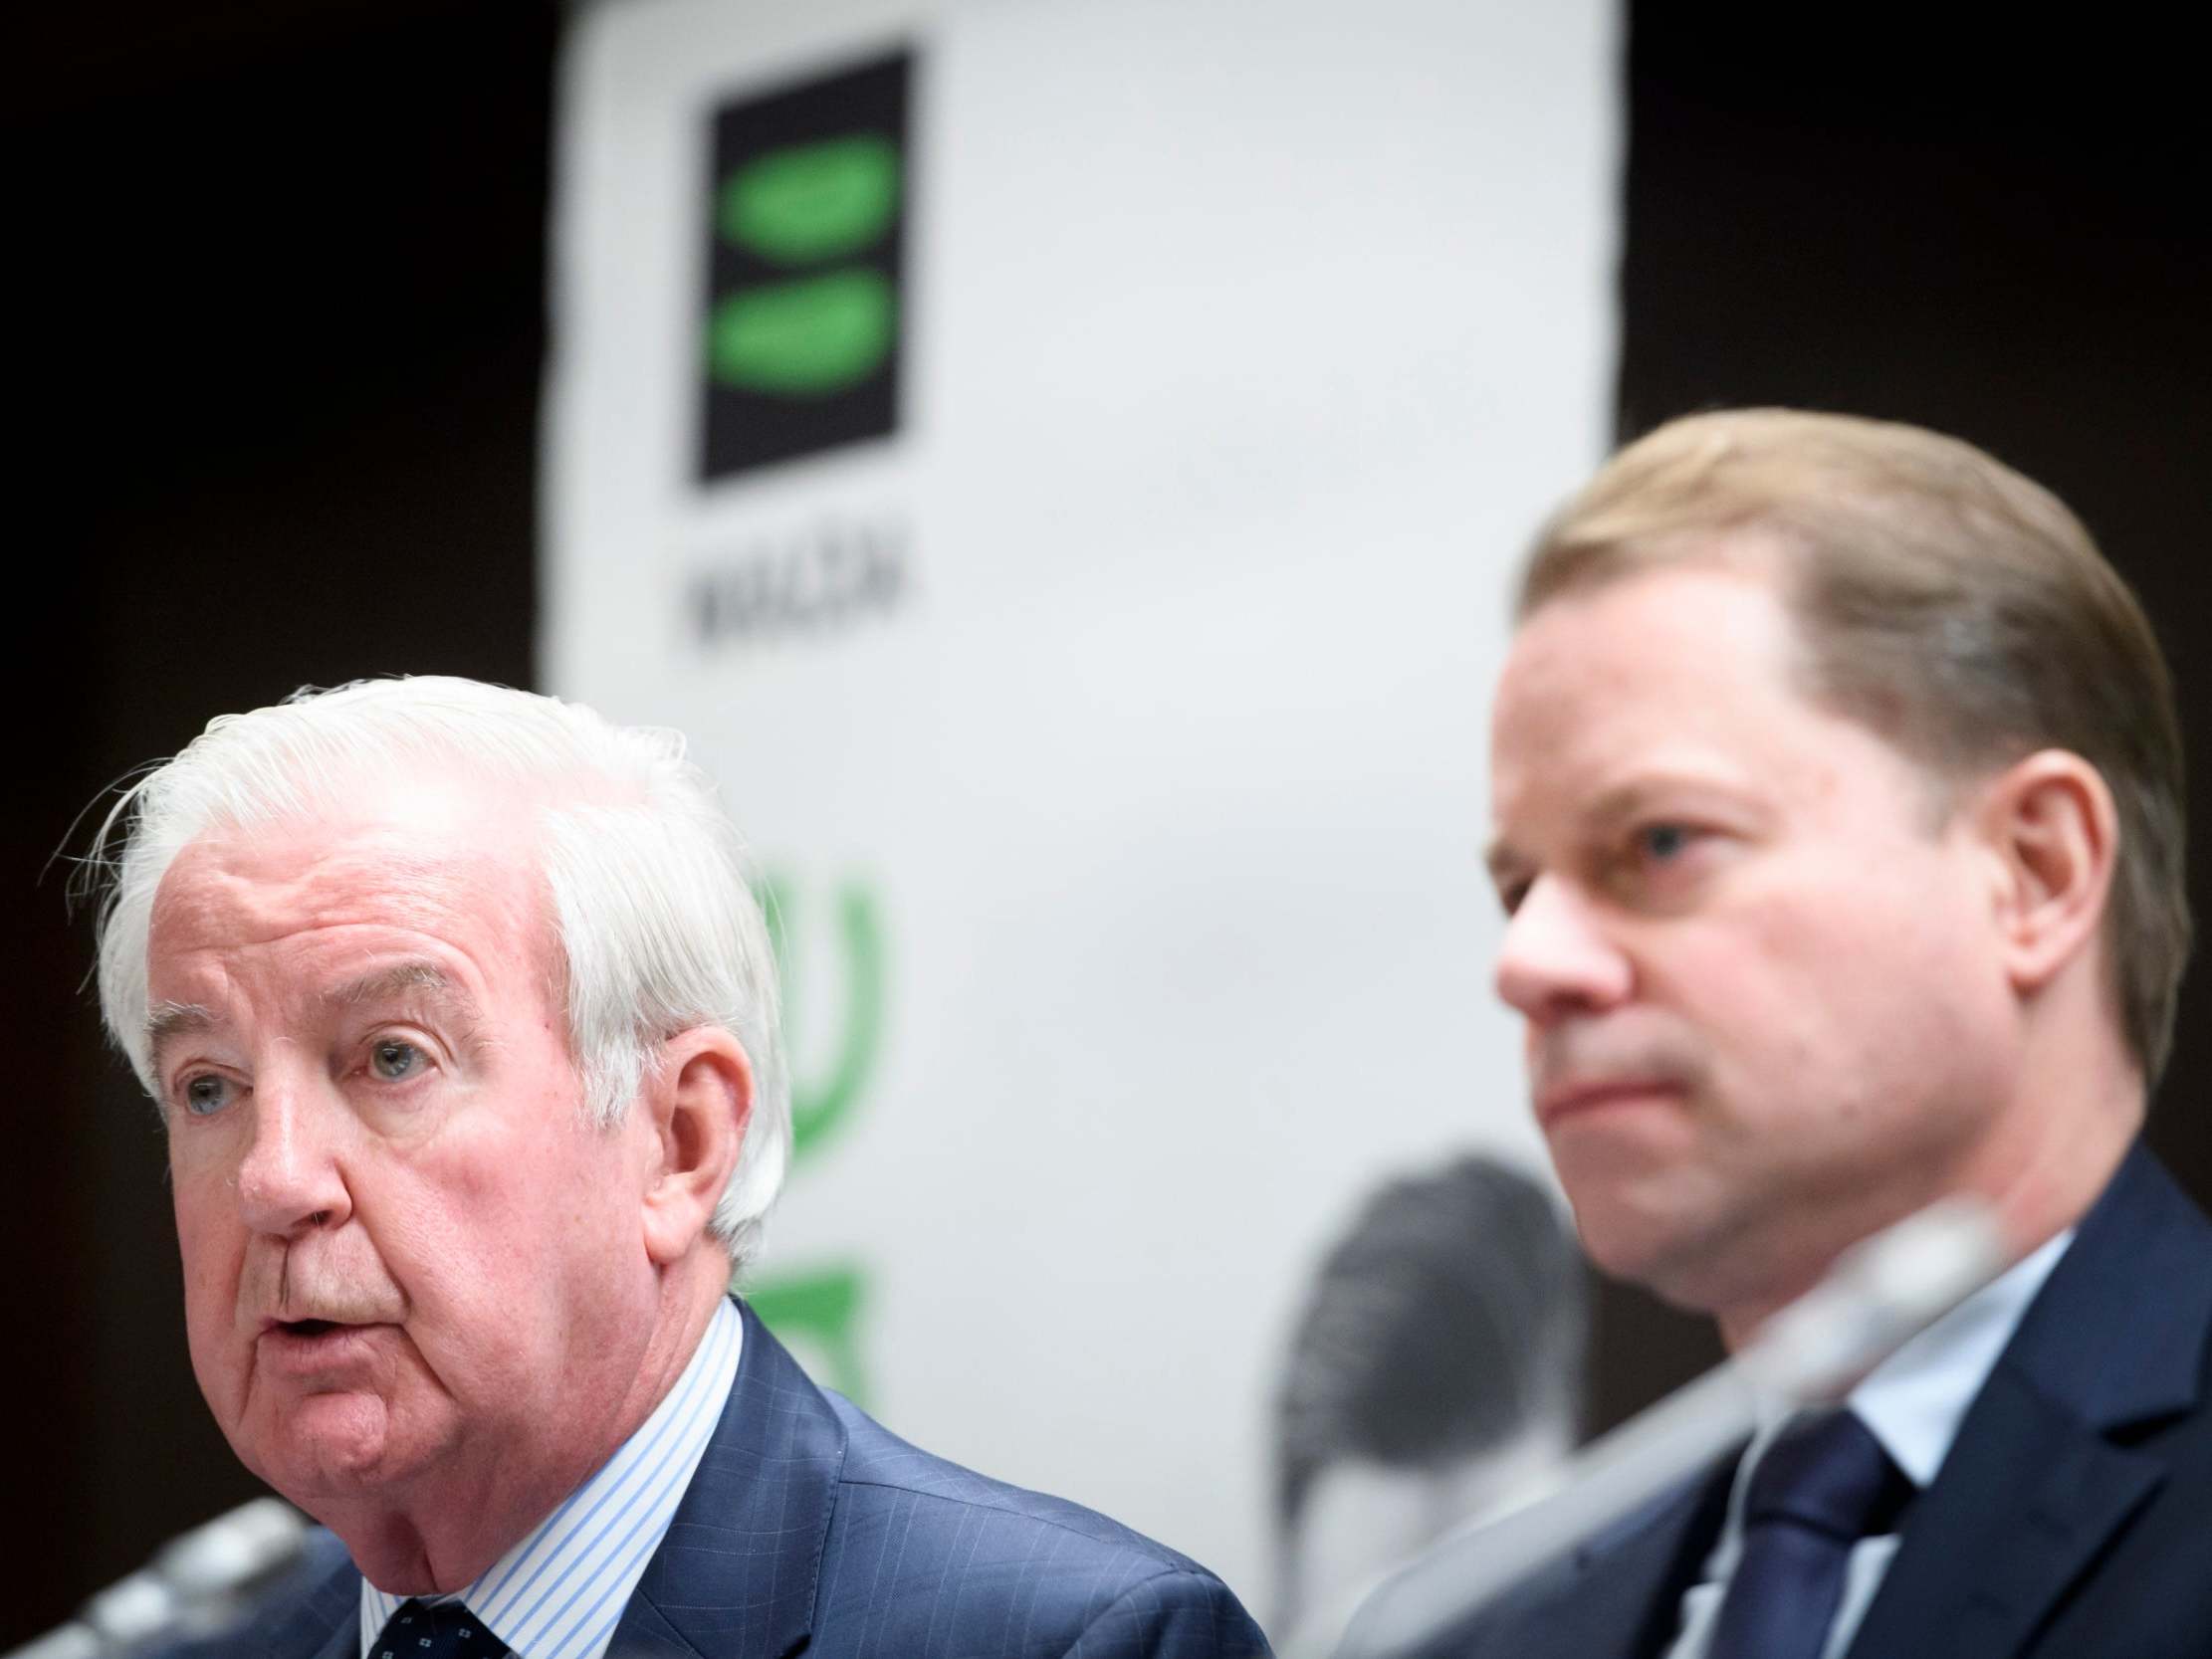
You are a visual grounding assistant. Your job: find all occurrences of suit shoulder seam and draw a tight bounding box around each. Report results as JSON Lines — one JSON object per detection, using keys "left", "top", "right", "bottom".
{"left": 1061, "top": 1567, "right": 1240, "bottom": 1659}
{"left": 832, "top": 1474, "right": 1193, "bottom": 1569}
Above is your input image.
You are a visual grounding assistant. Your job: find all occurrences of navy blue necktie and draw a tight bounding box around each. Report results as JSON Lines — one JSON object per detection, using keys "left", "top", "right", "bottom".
{"left": 367, "top": 1599, "right": 498, "bottom": 1659}
{"left": 1706, "top": 1408, "right": 1914, "bottom": 1659}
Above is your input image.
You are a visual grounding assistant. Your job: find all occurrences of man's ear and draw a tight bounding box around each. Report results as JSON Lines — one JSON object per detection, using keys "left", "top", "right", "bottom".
{"left": 1973, "top": 748, "right": 2118, "bottom": 994}
{"left": 637, "top": 1028, "right": 754, "bottom": 1267}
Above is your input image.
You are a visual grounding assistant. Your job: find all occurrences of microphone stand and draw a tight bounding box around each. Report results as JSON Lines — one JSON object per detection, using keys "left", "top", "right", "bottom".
{"left": 5, "top": 1497, "right": 309, "bottom": 1659}
{"left": 1299, "top": 1198, "right": 2007, "bottom": 1659}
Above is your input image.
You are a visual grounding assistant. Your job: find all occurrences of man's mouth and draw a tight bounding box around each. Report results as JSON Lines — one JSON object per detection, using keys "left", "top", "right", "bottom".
{"left": 262, "top": 1315, "right": 351, "bottom": 1337}
{"left": 1535, "top": 1077, "right": 1683, "bottom": 1126}
{"left": 257, "top": 1316, "right": 385, "bottom": 1377}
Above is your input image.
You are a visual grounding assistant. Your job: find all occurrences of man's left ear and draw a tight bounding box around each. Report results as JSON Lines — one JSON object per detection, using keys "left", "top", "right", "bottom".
{"left": 638, "top": 1028, "right": 754, "bottom": 1267}
{"left": 1974, "top": 748, "right": 2118, "bottom": 993}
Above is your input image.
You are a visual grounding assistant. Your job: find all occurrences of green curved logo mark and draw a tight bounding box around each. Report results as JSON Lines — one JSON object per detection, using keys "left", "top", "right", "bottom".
{"left": 720, "top": 134, "right": 900, "bottom": 265}
{"left": 749, "top": 876, "right": 886, "bottom": 1402}
{"left": 708, "top": 271, "right": 894, "bottom": 396}
{"left": 747, "top": 1261, "right": 870, "bottom": 1402}
{"left": 761, "top": 874, "right": 885, "bottom": 1160}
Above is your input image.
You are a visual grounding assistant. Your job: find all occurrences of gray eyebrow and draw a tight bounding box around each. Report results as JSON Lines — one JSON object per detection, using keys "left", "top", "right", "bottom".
{"left": 142, "top": 962, "right": 485, "bottom": 1073}
{"left": 327, "top": 960, "right": 478, "bottom": 1015}
{"left": 146, "top": 1000, "right": 216, "bottom": 1061}
{"left": 326, "top": 962, "right": 490, "bottom": 1049}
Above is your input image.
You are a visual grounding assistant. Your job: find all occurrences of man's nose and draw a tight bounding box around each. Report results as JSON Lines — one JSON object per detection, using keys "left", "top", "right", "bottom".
{"left": 235, "top": 1077, "right": 352, "bottom": 1237}
{"left": 1494, "top": 876, "right": 1633, "bottom": 1026}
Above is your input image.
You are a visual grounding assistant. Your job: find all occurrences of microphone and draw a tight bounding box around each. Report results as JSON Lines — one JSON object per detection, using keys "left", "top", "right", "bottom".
{"left": 4, "top": 1497, "right": 309, "bottom": 1659}
{"left": 1302, "top": 1197, "right": 2007, "bottom": 1659}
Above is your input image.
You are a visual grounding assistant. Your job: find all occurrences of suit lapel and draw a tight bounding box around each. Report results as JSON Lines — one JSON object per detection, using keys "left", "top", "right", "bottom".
{"left": 1845, "top": 1144, "right": 2212, "bottom": 1659}
{"left": 232, "top": 1528, "right": 359, "bottom": 1659}
{"left": 1844, "top": 1365, "right": 2164, "bottom": 1659}
{"left": 608, "top": 1299, "right": 848, "bottom": 1659}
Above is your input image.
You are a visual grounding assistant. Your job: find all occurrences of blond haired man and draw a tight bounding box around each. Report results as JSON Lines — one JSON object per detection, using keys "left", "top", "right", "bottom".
{"left": 1459, "top": 411, "right": 2206, "bottom": 1658}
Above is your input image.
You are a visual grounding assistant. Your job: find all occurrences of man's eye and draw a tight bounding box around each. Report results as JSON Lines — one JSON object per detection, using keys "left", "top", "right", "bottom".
{"left": 180, "top": 1075, "right": 237, "bottom": 1117}
{"left": 1635, "top": 823, "right": 1697, "bottom": 862}
{"left": 368, "top": 1040, "right": 427, "bottom": 1082}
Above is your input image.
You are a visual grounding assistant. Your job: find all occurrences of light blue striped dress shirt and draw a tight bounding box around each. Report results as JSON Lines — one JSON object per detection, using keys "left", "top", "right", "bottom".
{"left": 360, "top": 1298, "right": 744, "bottom": 1659}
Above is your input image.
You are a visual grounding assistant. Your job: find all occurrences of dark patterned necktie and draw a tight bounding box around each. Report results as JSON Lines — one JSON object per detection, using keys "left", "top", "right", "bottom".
{"left": 1705, "top": 1408, "right": 1914, "bottom": 1659}
{"left": 367, "top": 1599, "right": 499, "bottom": 1659}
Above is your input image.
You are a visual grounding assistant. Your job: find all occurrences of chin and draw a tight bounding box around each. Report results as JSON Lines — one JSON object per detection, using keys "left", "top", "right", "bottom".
{"left": 1569, "top": 1200, "right": 1732, "bottom": 1310}
{"left": 1575, "top": 1222, "right": 1675, "bottom": 1292}
{"left": 247, "top": 1392, "right": 413, "bottom": 1498}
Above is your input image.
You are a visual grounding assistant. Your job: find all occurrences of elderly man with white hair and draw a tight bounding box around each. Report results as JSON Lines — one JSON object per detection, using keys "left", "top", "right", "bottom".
{"left": 90, "top": 676, "right": 1266, "bottom": 1659}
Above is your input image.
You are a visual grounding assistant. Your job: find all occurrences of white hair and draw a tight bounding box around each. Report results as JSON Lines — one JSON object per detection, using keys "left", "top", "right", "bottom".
{"left": 83, "top": 676, "right": 790, "bottom": 1272}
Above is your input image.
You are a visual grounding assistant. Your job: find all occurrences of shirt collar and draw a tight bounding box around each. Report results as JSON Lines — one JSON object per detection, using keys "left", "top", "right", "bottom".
{"left": 1741, "top": 1226, "right": 2074, "bottom": 1485}
{"left": 1680, "top": 1229, "right": 2076, "bottom": 1655}
{"left": 1846, "top": 1226, "right": 2071, "bottom": 1486}
{"left": 360, "top": 1297, "right": 743, "bottom": 1659}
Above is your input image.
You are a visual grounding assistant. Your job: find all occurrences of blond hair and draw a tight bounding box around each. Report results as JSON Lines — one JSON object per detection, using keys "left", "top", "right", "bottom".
{"left": 1520, "top": 408, "right": 2190, "bottom": 1081}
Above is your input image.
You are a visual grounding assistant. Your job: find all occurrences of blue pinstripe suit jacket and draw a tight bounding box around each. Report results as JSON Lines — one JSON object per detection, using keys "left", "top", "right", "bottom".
{"left": 166, "top": 1299, "right": 1271, "bottom": 1658}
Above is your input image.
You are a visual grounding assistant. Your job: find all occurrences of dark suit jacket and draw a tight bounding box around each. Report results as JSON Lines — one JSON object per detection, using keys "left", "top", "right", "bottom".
{"left": 1427, "top": 1142, "right": 2212, "bottom": 1659}
{"left": 160, "top": 1301, "right": 1269, "bottom": 1658}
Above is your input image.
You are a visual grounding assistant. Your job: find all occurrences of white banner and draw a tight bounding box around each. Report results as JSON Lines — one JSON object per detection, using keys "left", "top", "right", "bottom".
{"left": 546, "top": 0, "right": 1617, "bottom": 1627}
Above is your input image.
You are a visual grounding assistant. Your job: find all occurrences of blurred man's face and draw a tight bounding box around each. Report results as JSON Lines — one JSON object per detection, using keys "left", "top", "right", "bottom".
{"left": 146, "top": 781, "right": 664, "bottom": 1528}
{"left": 1485, "top": 561, "right": 2018, "bottom": 1327}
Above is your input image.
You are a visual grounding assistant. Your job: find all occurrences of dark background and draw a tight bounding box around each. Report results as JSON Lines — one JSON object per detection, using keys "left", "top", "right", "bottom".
{"left": 10, "top": 0, "right": 2207, "bottom": 1642}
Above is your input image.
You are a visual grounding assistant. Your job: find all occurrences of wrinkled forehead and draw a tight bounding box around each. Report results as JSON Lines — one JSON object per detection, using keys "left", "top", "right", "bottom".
{"left": 146, "top": 786, "right": 556, "bottom": 973}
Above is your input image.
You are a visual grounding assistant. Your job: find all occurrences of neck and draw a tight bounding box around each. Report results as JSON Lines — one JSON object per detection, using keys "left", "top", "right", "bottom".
{"left": 1714, "top": 1070, "right": 2140, "bottom": 1354}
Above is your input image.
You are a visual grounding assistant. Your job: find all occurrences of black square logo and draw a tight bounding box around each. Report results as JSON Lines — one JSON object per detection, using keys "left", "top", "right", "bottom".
{"left": 698, "top": 51, "right": 912, "bottom": 484}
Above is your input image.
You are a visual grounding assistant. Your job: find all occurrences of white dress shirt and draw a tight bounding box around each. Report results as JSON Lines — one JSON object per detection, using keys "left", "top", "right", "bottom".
{"left": 360, "top": 1298, "right": 744, "bottom": 1659}
{"left": 1662, "top": 1230, "right": 2072, "bottom": 1659}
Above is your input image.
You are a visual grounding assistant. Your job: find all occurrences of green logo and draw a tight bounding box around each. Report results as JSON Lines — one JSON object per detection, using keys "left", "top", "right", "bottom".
{"left": 762, "top": 875, "right": 886, "bottom": 1157}
{"left": 699, "top": 53, "right": 909, "bottom": 480}
{"left": 747, "top": 875, "right": 886, "bottom": 1402}
{"left": 720, "top": 135, "right": 901, "bottom": 266}
{"left": 747, "top": 1262, "right": 872, "bottom": 1406}
{"left": 707, "top": 271, "right": 895, "bottom": 397}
